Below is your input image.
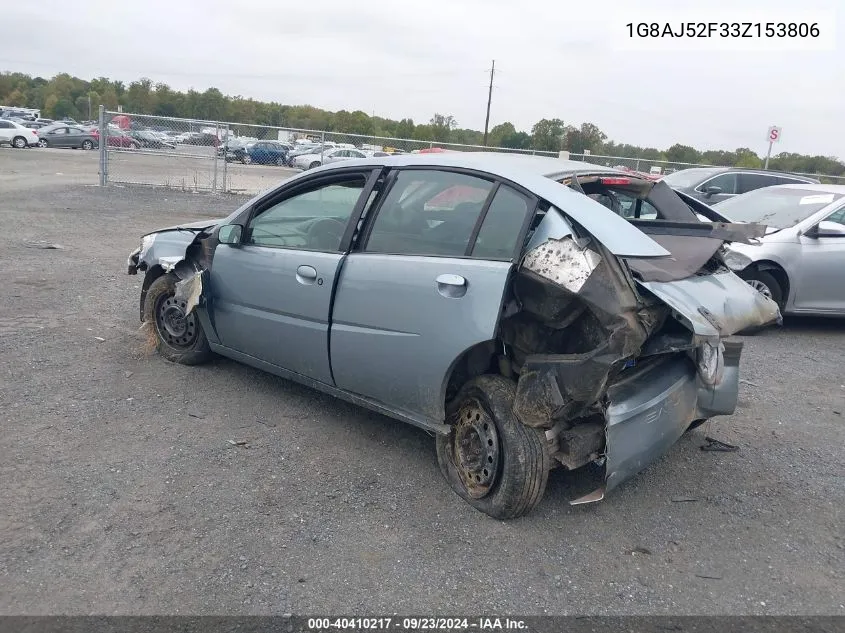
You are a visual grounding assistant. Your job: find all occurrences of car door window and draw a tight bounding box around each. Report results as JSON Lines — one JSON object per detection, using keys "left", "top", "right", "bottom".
{"left": 825, "top": 207, "right": 845, "bottom": 226}
{"left": 471, "top": 185, "right": 533, "bottom": 260}
{"left": 247, "top": 176, "right": 365, "bottom": 251}
{"left": 699, "top": 172, "right": 737, "bottom": 194}
{"left": 365, "top": 170, "right": 494, "bottom": 257}
{"left": 738, "top": 173, "right": 778, "bottom": 193}
{"left": 0, "top": 121, "right": 11, "bottom": 129}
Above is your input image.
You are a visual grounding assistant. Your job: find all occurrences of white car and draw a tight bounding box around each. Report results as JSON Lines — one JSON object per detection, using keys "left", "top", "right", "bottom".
{"left": 293, "top": 147, "right": 368, "bottom": 170}
{"left": 0, "top": 120, "right": 41, "bottom": 148}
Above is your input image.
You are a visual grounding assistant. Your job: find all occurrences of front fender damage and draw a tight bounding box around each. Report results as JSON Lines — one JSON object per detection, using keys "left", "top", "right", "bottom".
{"left": 128, "top": 226, "right": 216, "bottom": 321}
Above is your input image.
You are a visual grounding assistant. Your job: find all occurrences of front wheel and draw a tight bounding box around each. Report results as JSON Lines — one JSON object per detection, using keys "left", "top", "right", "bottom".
{"left": 143, "top": 273, "right": 212, "bottom": 365}
{"left": 276, "top": 156, "right": 285, "bottom": 166}
{"left": 436, "top": 375, "right": 550, "bottom": 519}
{"left": 242, "top": 154, "right": 252, "bottom": 164}
{"left": 38, "top": 139, "right": 49, "bottom": 148}
{"left": 739, "top": 269, "right": 784, "bottom": 308}
{"left": 12, "top": 136, "right": 28, "bottom": 149}
{"left": 308, "top": 161, "right": 321, "bottom": 170}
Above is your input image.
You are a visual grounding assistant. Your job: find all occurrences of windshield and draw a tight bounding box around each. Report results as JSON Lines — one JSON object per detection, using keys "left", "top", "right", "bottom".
{"left": 661, "top": 168, "right": 723, "bottom": 188}
{"left": 714, "top": 188, "right": 844, "bottom": 229}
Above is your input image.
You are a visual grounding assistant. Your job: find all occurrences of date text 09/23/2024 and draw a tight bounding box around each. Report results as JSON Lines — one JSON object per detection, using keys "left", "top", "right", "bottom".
{"left": 307, "top": 617, "right": 528, "bottom": 631}
{"left": 626, "top": 22, "right": 820, "bottom": 38}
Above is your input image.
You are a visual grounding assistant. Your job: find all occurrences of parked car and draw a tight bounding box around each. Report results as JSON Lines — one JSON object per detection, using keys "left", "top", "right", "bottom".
{"left": 226, "top": 141, "right": 291, "bottom": 165}
{"left": 284, "top": 143, "right": 320, "bottom": 166}
{"left": 181, "top": 132, "right": 220, "bottom": 147}
{"left": 0, "top": 119, "right": 41, "bottom": 148}
{"left": 714, "top": 184, "right": 845, "bottom": 315}
{"left": 90, "top": 129, "right": 140, "bottom": 149}
{"left": 127, "top": 154, "right": 778, "bottom": 519}
{"left": 37, "top": 124, "right": 98, "bottom": 149}
{"left": 662, "top": 167, "right": 819, "bottom": 204}
{"left": 129, "top": 130, "right": 176, "bottom": 149}
{"left": 293, "top": 147, "right": 367, "bottom": 170}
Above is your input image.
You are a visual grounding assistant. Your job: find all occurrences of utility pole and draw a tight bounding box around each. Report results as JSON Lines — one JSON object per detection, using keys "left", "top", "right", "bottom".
{"left": 483, "top": 60, "right": 495, "bottom": 146}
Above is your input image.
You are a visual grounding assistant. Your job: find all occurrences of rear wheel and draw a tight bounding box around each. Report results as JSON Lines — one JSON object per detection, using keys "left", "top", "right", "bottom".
{"left": 436, "top": 375, "right": 550, "bottom": 519}
{"left": 309, "top": 161, "right": 321, "bottom": 169}
{"left": 81, "top": 139, "right": 94, "bottom": 150}
{"left": 12, "top": 136, "right": 27, "bottom": 149}
{"left": 143, "top": 273, "right": 212, "bottom": 365}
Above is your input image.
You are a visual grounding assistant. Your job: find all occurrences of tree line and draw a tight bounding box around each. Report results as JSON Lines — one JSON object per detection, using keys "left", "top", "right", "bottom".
{"left": 1, "top": 71, "right": 842, "bottom": 176}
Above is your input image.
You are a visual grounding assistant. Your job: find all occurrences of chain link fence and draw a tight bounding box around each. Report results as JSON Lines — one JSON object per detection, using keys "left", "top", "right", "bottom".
{"left": 99, "top": 109, "right": 845, "bottom": 195}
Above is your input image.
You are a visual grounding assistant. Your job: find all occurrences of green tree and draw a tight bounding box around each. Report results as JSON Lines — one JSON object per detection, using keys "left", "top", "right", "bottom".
{"left": 665, "top": 143, "right": 702, "bottom": 164}
{"left": 52, "top": 97, "right": 78, "bottom": 119}
{"left": 531, "top": 118, "right": 565, "bottom": 152}
{"left": 487, "top": 122, "right": 516, "bottom": 147}
{"left": 564, "top": 122, "right": 608, "bottom": 154}
{"left": 394, "top": 118, "right": 415, "bottom": 139}
{"left": 430, "top": 113, "right": 456, "bottom": 141}
{"left": 733, "top": 148, "right": 762, "bottom": 168}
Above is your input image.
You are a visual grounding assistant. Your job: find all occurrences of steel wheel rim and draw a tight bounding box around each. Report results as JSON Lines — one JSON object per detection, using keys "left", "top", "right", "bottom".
{"left": 155, "top": 293, "right": 199, "bottom": 349}
{"left": 747, "top": 279, "right": 772, "bottom": 299}
{"left": 453, "top": 398, "right": 500, "bottom": 499}
{"left": 14, "top": 138, "right": 25, "bottom": 148}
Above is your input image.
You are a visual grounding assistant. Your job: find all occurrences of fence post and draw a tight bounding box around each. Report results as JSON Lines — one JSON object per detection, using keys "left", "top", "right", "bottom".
{"left": 222, "top": 123, "right": 229, "bottom": 193}
{"left": 98, "top": 105, "right": 107, "bottom": 186}
{"left": 635, "top": 158, "right": 640, "bottom": 171}
{"left": 320, "top": 131, "right": 325, "bottom": 163}
{"left": 212, "top": 121, "right": 220, "bottom": 193}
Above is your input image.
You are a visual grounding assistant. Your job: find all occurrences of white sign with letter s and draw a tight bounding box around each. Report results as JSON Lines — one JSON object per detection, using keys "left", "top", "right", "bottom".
{"left": 768, "top": 126, "right": 782, "bottom": 143}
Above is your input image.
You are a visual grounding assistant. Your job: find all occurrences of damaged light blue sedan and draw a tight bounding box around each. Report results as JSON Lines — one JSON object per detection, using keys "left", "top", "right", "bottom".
{"left": 127, "top": 154, "right": 780, "bottom": 519}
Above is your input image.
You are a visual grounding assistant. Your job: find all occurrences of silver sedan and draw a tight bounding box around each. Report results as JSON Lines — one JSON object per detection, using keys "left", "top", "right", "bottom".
{"left": 717, "top": 184, "right": 845, "bottom": 316}
{"left": 126, "top": 154, "right": 779, "bottom": 519}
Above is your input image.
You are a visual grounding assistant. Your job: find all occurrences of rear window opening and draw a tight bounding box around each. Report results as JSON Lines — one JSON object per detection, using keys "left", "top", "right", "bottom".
{"left": 558, "top": 174, "right": 700, "bottom": 223}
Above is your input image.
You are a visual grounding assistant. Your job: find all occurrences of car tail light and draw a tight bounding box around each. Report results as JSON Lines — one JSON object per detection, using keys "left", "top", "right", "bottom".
{"left": 598, "top": 177, "right": 632, "bottom": 185}
{"left": 31, "top": 130, "right": 37, "bottom": 134}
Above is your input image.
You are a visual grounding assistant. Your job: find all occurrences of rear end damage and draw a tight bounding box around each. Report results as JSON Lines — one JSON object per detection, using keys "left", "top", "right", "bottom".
{"left": 499, "top": 206, "right": 780, "bottom": 502}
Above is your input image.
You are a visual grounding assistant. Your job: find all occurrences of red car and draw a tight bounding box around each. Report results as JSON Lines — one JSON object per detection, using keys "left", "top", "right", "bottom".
{"left": 90, "top": 129, "right": 139, "bottom": 149}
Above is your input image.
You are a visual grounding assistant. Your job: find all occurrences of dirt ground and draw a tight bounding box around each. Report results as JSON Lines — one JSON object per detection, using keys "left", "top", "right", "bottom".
{"left": 0, "top": 147, "right": 843, "bottom": 616}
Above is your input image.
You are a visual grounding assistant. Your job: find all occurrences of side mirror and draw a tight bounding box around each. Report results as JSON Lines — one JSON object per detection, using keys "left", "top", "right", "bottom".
{"left": 704, "top": 185, "right": 722, "bottom": 198}
{"left": 810, "top": 220, "right": 845, "bottom": 238}
{"left": 218, "top": 224, "right": 243, "bottom": 245}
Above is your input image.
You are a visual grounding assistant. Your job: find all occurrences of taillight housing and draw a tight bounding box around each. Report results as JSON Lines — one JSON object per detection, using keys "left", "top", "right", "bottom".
{"left": 598, "top": 177, "right": 632, "bottom": 185}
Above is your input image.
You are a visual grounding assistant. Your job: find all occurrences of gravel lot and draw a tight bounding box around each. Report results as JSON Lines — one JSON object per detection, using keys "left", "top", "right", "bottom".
{"left": 0, "top": 147, "right": 843, "bottom": 616}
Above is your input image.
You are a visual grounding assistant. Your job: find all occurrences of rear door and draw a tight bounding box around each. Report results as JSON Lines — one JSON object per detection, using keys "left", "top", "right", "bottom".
{"left": 209, "top": 169, "right": 378, "bottom": 383}
{"left": 0, "top": 121, "right": 13, "bottom": 143}
{"left": 330, "top": 168, "right": 535, "bottom": 423}
{"left": 793, "top": 205, "right": 845, "bottom": 313}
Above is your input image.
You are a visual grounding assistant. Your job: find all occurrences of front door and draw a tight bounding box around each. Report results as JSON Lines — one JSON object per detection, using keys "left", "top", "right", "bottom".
{"left": 209, "top": 171, "right": 374, "bottom": 383}
{"left": 793, "top": 206, "right": 845, "bottom": 313}
{"left": 330, "top": 168, "right": 535, "bottom": 423}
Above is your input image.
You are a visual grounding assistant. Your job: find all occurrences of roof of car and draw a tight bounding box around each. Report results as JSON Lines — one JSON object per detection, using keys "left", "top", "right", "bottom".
{"left": 669, "top": 166, "right": 819, "bottom": 181}
{"left": 310, "top": 152, "right": 623, "bottom": 179}
{"left": 756, "top": 183, "right": 845, "bottom": 194}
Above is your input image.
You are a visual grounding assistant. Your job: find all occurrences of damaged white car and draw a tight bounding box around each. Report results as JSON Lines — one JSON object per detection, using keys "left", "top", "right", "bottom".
{"left": 127, "top": 154, "right": 780, "bottom": 519}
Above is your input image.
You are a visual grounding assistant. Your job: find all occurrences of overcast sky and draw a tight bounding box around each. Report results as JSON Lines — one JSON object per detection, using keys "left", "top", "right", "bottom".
{"left": 1, "top": 0, "right": 842, "bottom": 157}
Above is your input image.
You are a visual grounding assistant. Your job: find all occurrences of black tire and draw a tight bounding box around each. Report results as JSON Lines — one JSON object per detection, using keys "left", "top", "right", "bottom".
{"left": 276, "top": 156, "right": 285, "bottom": 166}
{"left": 739, "top": 268, "right": 783, "bottom": 308}
{"left": 38, "top": 139, "right": 48, "bottom": 148}
{"left": 82, "top": 139, "right": 94, "bottom": 150}
{"left": 12, "top": 136, "right": 27, "bottom": 149}
{"left": 436, "top": 375, "right": 550, "bottom": 520}
{"left": 309, "top": 161, "right": 320, "bottom": 170}
{"left": 143, "top": 273, "right": 212, "bottom": 365}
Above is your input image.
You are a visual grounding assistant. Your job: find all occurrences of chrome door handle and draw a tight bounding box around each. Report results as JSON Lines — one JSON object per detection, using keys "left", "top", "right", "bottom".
{"left": 436, "top": 274, "right": 467, "bottom": 298}
{"left": 436, "top": 274, "right": 466, "bottom": 287}
{"left": 296, "top": 265, "right": 318, "bottom": 285}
